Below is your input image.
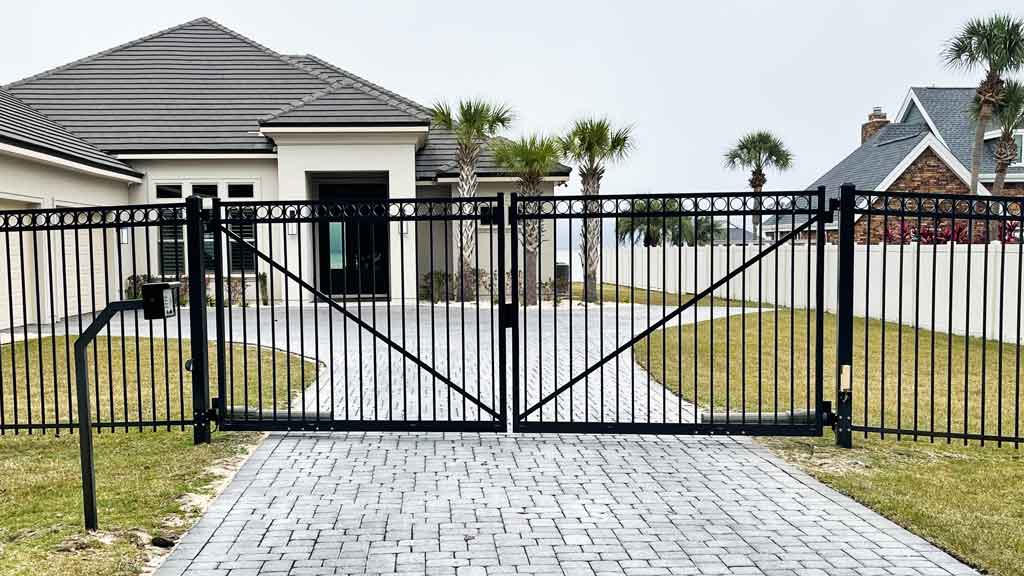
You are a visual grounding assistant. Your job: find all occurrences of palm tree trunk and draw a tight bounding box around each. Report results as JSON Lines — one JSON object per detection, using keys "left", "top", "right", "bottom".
{"left": 580, "top": 170, "right": 601, "bottom": 303}
{"left": 521, "top": 178, "right": 542, "bottom": 305}
{"left": 456, "top": 143, "right": 480, "bottom": 299}
{"left": 993, "top": 168, "right": 1008, "bottom": 197}
{"left": 971, "top": 101, "right": 991, "bottom": 196}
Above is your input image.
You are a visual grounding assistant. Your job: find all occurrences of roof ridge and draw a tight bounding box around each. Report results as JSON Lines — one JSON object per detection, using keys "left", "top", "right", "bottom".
{"left": 258, "top": 82, "right": 349, "bottom": 123}
{"left": 292, "top": 54, "right": 432, "bottom": 119}
{"left": 196, "top": 19, "right": 340, "bottom": 87}
{"left": 4, "top": 17, "right": 211, "bottom": 89}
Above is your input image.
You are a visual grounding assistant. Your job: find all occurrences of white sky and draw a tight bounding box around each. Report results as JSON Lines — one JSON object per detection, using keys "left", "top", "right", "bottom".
{"left": 1, "top": 1, "right": 1019, "bottom": 197}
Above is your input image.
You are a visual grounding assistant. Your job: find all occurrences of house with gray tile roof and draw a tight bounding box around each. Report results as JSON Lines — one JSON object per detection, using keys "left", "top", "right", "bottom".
{"left": 0, "top": 17, "right": 569, "bottom": 306}
{"left": 765, "top": 87, "right": 1022, "bottom": 237}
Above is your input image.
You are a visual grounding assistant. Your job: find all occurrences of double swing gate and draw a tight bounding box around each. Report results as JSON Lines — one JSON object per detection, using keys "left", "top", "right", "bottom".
{"left": 2, "top": 185, "right": 1023, "bottom": 448}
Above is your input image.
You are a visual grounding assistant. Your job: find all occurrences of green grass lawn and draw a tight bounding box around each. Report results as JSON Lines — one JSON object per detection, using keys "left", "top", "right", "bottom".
{"left": 0, "top": 337, "right": 314, "bottom": 576}
{"left": 637, "top": 311, "right": 1024, "bottom": 575}
{"left": 569, "top": 281, "right": 748, "bottom": 307}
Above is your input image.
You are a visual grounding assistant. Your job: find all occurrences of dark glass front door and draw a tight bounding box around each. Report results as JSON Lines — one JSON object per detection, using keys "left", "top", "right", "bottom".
{"left": 312, "top": 173, "right": 389, "bottom": 298}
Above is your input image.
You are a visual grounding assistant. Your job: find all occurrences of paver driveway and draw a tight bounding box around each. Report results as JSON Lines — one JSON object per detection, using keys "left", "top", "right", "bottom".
{"left": 47, "top": 303, "right": 739, "bottom": 425}
{"left": 155, "top": 433, "right": 976, "bottom": 576}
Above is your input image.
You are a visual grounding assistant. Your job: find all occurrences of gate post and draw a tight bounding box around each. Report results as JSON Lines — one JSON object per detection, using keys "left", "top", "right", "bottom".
{"left": 509, "top": 193, "right": 520, "bottom": 432}
{"left": 185, "top": 195, "right": 212, "bottom": 445}
{"left": 835, "top": 183, "right": 855, "bottom": 448}
{"left": 496, "top": 194, "right": 508, "bottom": 431}
{"left": 210, "top": 198, "right": 227, "bottom": 425}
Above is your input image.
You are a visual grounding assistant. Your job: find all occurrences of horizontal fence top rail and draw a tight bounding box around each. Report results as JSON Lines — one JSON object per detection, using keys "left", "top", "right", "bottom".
{"left": 853, "top": 190, "right": 1024, "bottom": 222}
{"left": 0, "top": 203, "right": 188, "bottom": 232}
{"left": 514, "top": 191, "right": 824, "bottom": 220}
{"left": 216, "top": 197, "right": 501, "bottom": 223}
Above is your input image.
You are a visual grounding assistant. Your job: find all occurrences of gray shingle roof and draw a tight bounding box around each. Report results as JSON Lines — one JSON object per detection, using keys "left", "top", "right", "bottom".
{"left": 0, "top": 89, "right": 138, "bottom": 176}
{"left": 764, "top": 123, "right": 931, "bottom": 229}
{"left": 282, "top": 56, "right": 571, "bottom": 180}
{"left": 260, "top": 81, "right": 430, "bottom": 126}
{"left": 5, "top": 18, "right": 333, "bottom": 152}
{"left": 3, "top": 18, "right": 570, "bottom": 181}
{"left": 910, "top": 86, "right": 1024, "bottom": 176}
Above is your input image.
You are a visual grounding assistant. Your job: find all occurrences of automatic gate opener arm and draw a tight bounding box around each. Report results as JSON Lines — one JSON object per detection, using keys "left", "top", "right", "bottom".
{"left": 518, "top": 215, "right": 820, "bottom": 420}
{"left": 75, "top": 299, "right": 145, "bottom": 531}
{"left": 214, "top": 224, "right": 501, "bottom": 420}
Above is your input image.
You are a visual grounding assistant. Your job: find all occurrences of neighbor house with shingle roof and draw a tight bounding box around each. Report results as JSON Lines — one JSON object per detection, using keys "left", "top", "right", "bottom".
{"left": 0, "top": 17, "right": 567, "bottom": 322}
{"left": 765, "top": 87, "right": 1024, "bottom": 242}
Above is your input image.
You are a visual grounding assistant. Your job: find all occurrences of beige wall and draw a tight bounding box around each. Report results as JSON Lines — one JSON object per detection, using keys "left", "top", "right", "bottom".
{"left": 415, "top": 181, "right": 560, "bottom": 299}
{"left": 274, "top": 132, "right": 420, "bottom": 302}
{"left": 0, "top": 153, "right": 134, "bottom": 330}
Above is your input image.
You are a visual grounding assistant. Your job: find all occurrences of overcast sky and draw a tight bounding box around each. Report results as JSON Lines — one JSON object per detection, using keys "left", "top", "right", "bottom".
{"left": 1, "top": 1, "right": 1020, "bottom": 197}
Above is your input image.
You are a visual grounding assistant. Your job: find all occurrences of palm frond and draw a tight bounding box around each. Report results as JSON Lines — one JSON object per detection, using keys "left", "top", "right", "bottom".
{"left": 723, "top": 131, "right": 793, "bottom": 172}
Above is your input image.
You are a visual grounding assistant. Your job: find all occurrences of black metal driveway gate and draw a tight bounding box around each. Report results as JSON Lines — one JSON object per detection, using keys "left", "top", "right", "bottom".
{"left": 206, "top": 196, "right": 507, "bottom": 433}
{"left": 508, "top": 189, "right": 830, "bottom": 435}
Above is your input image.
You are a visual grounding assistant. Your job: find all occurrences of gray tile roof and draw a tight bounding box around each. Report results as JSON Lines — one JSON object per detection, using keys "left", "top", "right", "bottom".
{"left": 910, "top": 86, "right": 1024, "bottom": 176}
{"left": 764, "top": 123, "right": 931, "bottom": 229}
{"left": 0, "top": 88, "right": 138, "bottom": 176}
{"left": 282, "top": 57, "right": 571, "bottom": 180}
{"left": 4, "top": 18, "right": 332, "bottom": 152}
{"left": 3, "top": 17, "right": 570, "bottom": 181}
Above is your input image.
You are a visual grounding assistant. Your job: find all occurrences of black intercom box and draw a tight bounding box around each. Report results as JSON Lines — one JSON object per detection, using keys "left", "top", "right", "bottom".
{"left": 142, "top": 282, "right": 180, "bottom": 320}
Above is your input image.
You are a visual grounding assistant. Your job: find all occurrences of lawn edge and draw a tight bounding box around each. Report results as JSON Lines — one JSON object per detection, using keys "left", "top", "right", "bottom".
{"left": 140, "top": 431, "right": 269, "bottom": 576}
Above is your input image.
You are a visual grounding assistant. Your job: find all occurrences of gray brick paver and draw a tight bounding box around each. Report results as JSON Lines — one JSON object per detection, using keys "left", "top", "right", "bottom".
{"left": 155, "top": 433, "right": 979, "bottom": 576}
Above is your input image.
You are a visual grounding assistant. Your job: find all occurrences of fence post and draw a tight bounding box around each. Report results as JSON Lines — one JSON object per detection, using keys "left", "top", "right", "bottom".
{"left": 496, "top": 193, "right": 508, "bottom": 431}
{"left": 185, "top": 195, "right": 212, "bottom": 445}
{"left": 835, "top": 183, "right": 855, "bottom": 448}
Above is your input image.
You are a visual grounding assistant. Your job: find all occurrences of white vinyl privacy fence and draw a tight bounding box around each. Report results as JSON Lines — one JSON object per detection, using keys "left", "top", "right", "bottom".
{"left": 602, "top": 241, "right": 1024, "bottom": 343}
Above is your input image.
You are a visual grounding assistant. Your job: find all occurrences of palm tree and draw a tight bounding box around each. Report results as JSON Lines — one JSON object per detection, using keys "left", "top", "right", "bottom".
{"left": 723, "top": 131, "right": 793, "bottom": 232}
{"left": 614, "top": 199, "right": 722, "bottom": 247}
{"left": 493, "top": 135, "right": 561, "bottom": 304}
{"left": 558, "top": 118, "right": 634, "bottom": 302}
{"left": 430, "top": 99, "right": 515, "bottom": 288}
{"left": 992, "top": 79, "right": 1024, "bottom": 196}
{"left": 943, "top": 14, "right": 1024, "bottom": 195}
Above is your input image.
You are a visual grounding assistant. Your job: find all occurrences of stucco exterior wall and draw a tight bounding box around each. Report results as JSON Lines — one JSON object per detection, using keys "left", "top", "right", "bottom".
{"left": 415, "top": 181, "right": 559, "bottom": 300}
{"left": 0, "top": 153, "right": 134, "bottom": 329}
{"left": 274, "top": 133, "right": 419, "bottom": 303}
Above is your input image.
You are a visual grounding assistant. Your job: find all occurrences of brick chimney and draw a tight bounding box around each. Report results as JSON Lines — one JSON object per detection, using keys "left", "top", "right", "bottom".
{"left": 861, "top": 107, "right": 889, "bottom": 143}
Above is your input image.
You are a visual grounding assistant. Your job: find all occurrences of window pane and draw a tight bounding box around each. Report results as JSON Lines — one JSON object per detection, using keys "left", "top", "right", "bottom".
{"left": 1016, "top": 135, "right": 1022, "bottom": 164}
{"left": 193, "top": 184, "right": 218, "bottom": 198}
{"left": 228, "top": 183, "right": 254, "bottom": 198}
{"left": 159, "top": 242, "right": 183, "bottom": 276}
{"left": 329, "top": 222, "right": 345, "bottom": 269}
{"left": 156, "top": 184, "right": 182, "bottom": 198}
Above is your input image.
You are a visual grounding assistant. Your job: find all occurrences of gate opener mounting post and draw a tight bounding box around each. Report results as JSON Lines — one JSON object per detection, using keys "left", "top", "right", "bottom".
{"left": 74, "top": 283, "right": 180, "bottom": 530}
{"left": 835, "top": 183, "right": 855, "bottom": 448}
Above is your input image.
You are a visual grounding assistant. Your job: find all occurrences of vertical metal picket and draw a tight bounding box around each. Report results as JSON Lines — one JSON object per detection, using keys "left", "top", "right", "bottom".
{"left": 836, "top": 183, "right": 855, "bottom": 448}
{"left": 509, "top": 193, "right": 520, "bottom": 432}
{"left": 211, "top": 198, "right": 227, "bottom": 425}
{"left": 185, "top": 195, "right": 212, "bottom": 444}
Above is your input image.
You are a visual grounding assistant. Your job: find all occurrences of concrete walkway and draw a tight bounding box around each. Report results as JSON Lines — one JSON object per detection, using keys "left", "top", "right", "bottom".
{"left": 155, "top": 433, "right": 976, "bottom": 576}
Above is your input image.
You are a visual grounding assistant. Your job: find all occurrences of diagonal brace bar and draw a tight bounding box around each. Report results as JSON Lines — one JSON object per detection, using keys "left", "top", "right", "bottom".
{"left": 518, "top": 215, "right": 819, "bottom": 420}
{"left": 215, "top": 224, "right": 501, "bottom": 420}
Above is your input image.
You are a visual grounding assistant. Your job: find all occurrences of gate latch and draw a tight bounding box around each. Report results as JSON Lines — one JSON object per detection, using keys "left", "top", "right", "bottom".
{"left": 500, "top": 302, "right": 515, "bottom": 329}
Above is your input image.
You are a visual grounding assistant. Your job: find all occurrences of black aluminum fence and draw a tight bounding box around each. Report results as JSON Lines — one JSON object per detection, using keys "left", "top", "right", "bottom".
{"left": 0, "top": 203, "right": 196, "bottom": 435}
{"left": 838, "top": 185, "right": 1024, "bottom": 447}
{"left": 509, "top": 190, "right": 829, "bottom": 434}
{"left": 207, "top": 196, "right": 506, "bottom": 432}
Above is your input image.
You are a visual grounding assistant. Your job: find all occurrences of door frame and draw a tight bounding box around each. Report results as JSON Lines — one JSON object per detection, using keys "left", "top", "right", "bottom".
{"left": 308, "top": 171, "right": 390, "bottom": 300}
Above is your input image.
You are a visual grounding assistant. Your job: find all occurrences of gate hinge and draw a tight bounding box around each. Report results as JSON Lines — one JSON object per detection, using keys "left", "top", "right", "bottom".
{"left": 823, "top": 198, "right": 840, "bottom": 224}
{"left": 500, "top": 302, "right": 515, "bottom": 329}
{"left": 207, "top": 399, "right": 220, "bottom": 423}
